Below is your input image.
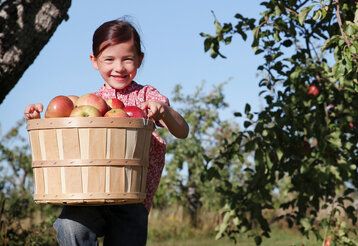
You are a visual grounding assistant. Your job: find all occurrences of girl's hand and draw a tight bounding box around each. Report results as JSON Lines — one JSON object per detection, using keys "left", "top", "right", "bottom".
{"left": 141, "top": 101, "right": 168, "bottom": 122}
{"left": 141, "top": 101, "right": 189, "bottom": 139}
{"left": 24, "top": 103, "right": 43, "bottom": 120}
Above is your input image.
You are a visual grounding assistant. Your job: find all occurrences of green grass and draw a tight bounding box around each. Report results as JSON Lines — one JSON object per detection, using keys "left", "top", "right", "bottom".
{"left": 147, "top": 207, "right": 323, "bottom": 246}
{"left": 148, "top": 227, "right": 321, "bottom": 246}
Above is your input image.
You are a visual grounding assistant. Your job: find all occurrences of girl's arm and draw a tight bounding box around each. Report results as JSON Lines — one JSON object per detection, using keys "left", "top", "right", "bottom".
{"left": 141, "top": 101, "right": 189, "bottom": 139}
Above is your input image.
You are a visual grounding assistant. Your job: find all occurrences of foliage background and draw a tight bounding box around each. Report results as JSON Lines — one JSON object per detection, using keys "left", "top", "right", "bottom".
{"left": 0, "top": 0, "right": 357, "bottom": 245}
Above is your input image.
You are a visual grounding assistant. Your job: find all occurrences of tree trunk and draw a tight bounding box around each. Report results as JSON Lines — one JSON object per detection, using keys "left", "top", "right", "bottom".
{"left": 0, "top": 0, "right": 72, "bottom": 104}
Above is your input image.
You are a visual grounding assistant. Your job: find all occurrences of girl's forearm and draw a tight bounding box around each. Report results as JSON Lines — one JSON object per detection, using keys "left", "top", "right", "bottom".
{"left": 160, "top": 107, "right": 189, "bottom": 139}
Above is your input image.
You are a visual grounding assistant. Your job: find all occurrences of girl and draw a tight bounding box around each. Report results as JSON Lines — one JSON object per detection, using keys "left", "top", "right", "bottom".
{"left": 24, "top": 18, "right": 189, "bottom": 245}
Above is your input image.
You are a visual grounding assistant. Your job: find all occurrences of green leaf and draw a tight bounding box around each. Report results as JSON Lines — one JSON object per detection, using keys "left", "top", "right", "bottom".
{"left": 312, "top": 10, "right": 321, "bottom": 20}
{"left": 322, "top": 35, "right": 340, "bottom": 51}
{"left": 298, "top": 6, "right": 313, "bottom": 25}
{"left": 224, "top": 36, "right": 232, "bottom": 45}
{"left": 244, "top": 121, "right": 252, "bottom": 128}
{"left": 282, "top": 39, "right": 293, "bottom": 47}
{"left": 204, "top": 38, "right": 212, "bottom": 52}
{"left": 245, "top": 103, "right": 251, "bottom": 114}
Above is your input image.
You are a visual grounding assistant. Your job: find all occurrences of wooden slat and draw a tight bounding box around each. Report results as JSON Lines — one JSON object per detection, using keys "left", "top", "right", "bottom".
{"left": 29, "top": 131, "right": 41, "bottom": 161}
{"left": 42, "top": 129, "right": 59, "bottom": 160}
{"left": 32, "top": 159, "right": 143, "bottom": 167}
{"left": 61, "top": 128, "right": 80, "bottom": 159}
{"left": 27, "top": 117, "right": 155, "bottom": 130}
{"left": 87, "top": 167, "right": 105, "bottom": 193}
{"left": 124, "top": 167, "right": 132, "bottom": 193}
{"left": 89, "top": 128, "right": 106, "bottom": 159}
{"left": 106, "top": 128, "right": 126, "bottom": 159}
{"left": 33, "top": 168, "right": 44, "bottom": 195}
{"left": 65, "top": 167, "right": 83, "bottom": 194}
{"left": 79, "top": 129, "right": 89, "bottom": 159}
{"left": 125, "top": 130, "right": 138, "bottom": 159}
{"left": 133, "top": 129, "right": 146, "bottom": 160}
{"left": 142, "top": 131, "right": 152, "bottom": 163}
{"left": 141, "top": 167, "right": 148, "bottom": 193}
{"left": 46, "top": 167, "right": 62, "bottom": 195}
{"left": 130, "top": 166, "right": 141, "bottom": 192}
{"left": 81, "top": 167, "right": 89, "bottom": 193}
{"left": 109, "top": 167, "right": 125, "bottom": 193}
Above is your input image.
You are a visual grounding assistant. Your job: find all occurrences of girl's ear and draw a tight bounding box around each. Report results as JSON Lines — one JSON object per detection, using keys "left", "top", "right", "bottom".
{"left": 90, "top": 54, "right": 99, "bottom": 70}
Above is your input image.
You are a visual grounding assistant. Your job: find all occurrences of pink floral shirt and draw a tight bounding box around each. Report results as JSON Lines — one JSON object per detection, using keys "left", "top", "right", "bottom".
{"left": 96, "top": 81, "right": 168, "bottom": 211}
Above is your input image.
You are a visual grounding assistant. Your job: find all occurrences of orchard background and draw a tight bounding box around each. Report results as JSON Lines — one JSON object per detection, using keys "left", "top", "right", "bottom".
{"left": 0, "top": 0, "right": 357, "bottom": 245}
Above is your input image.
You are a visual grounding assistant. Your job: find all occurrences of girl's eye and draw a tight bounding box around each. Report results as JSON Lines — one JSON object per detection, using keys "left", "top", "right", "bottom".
{"left": 101, "top": 57, "right": 114, "bottom": 63}
{"left": 124, "top": 58, "right": 134, "bottom": 64}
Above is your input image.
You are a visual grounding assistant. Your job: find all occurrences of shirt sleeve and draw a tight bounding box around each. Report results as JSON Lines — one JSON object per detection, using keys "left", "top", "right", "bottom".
{"left": 143, "top": 85, "right": 170, "bottom": 127}
{"left": 143, "top": 85, "right": 170, "bottom": 106}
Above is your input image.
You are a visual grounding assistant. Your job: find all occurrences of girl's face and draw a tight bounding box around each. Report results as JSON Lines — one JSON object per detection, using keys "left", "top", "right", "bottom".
{"left": 90, "top": 39, "right": 143, "bottom": 90}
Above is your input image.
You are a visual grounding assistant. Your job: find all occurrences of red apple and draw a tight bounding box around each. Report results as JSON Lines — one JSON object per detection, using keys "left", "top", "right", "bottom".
{"left": 106, "top": 98, "right": 125, "bottom": 109}
{"left": 307, "top": 85, "right": 319, "bottom": 97}
{"left": 324, "top": 236, "right": 331, "bottom": 246}
{"left": 104, "top": 108, "right": 129, "bottom": 118}
{"left": 124, "top": 106, "right": 147, "bottom": 118}
{"left": 70, "top": 105, "right": 101, "bottom": 117}
{"left": 349, "top": 122, "right": 354, "bottom": 129}
{"left": 67, "top": 95, "right": 79, "bottom": 106}
{"left": 45, "top": 95, "right": 74, "bottom": 118}
{"left": 76, "top": 93, "right": 108, "bottom": 116}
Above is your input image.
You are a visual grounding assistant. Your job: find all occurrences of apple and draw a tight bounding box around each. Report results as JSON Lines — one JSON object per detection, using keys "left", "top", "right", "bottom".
{"left": 70, "top": 105, "right": 101, "bottom": 117}
{"left": 324, "top": 236, "right": 331, "bottom": 246}
{"left": 349, "top": 122, "right": 354, "bottom": 129}
{"left": 104, "top": 108, "right": 129, "bottom": 118}
{"left": 67, "top": 95, "right": 79, "bottom": 106}
{"left": 106, "top": 98, "right": 125, "bottom": 109}
{"left": 76, "top": 93, "right": 108, "bottom": 116}
{"left": 307, "top": 85, "right": 319, "bottom": 97}
{"left": 124, "top": 106, "right": 147, "bottom": 118}
{"left": 45, "top": 95, "right": 74, "bottom": 118}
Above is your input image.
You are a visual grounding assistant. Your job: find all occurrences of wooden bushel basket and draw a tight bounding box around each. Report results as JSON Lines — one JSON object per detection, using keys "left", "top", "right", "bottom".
{"left": 26, "top": 117, "right": 154, "bottom": 205}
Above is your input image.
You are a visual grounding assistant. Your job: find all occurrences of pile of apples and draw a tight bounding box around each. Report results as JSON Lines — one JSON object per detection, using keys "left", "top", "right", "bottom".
{"left": 44, "top": 93, "right": 146, "bottom": 118}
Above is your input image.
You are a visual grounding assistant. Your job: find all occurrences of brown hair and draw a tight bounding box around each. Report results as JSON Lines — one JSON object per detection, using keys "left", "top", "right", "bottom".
{"left": 92, "top": 18, "right": 143, "bottom": 57}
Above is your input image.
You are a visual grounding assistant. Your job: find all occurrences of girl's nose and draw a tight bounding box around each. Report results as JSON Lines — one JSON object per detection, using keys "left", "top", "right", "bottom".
{"left": 114, "top": 61, "right": 125, "bottom": 72}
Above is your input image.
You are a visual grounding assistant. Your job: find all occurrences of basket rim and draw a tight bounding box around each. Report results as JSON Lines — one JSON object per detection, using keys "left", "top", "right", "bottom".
{"left": 27, "top": 117, "right": 155, "bottom": 130}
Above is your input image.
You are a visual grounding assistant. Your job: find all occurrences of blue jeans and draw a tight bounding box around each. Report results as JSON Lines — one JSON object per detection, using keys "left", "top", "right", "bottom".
{"left": 53, "top": 204, "right": 148, "bottom": 246}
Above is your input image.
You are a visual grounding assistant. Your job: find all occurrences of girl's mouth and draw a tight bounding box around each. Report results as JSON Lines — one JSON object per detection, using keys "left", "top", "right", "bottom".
{"left": 111, "top": 74, "right": 128, "bottom": 81}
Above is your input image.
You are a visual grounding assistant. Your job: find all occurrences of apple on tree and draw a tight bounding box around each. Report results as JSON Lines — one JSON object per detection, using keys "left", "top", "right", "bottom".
{"left": 104, "top": 108, "right": 129, "bottom": 118}
{"left": 76, "top": 93, "right": 108, "bottom": 116}
{"left": 70, "top": 105, "right": 101, "bottom": 117}
{"left": 124, "top": 106, "right": 147, "bottom": 118}
{"left": 106, "top": 98, "right": 125, "bottom": 109}
{"left": 307, "top": 85, "right": 319, "bottom": 97}
{"left": 45, "top": 95, "right": 74, "bottom": 118}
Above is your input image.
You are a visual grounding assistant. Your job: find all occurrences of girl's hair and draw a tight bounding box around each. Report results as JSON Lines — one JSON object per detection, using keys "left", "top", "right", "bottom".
{"left": 92, "top": 18, "right": 143, "bottom": 57}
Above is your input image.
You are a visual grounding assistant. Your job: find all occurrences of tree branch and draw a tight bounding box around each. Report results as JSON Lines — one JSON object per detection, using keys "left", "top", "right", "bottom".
{"left": 334, "top": 0, "right": 352, "bottom": 46}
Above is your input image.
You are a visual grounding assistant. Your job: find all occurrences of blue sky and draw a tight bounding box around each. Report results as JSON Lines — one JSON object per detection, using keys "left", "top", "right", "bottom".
{"left": 0, "top": 1, "right": 265, "bottom": 135}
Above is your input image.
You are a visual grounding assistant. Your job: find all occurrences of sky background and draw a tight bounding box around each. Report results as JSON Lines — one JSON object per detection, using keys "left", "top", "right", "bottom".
{"left": 0, "top": 1, "right": 265, "bottom": 136}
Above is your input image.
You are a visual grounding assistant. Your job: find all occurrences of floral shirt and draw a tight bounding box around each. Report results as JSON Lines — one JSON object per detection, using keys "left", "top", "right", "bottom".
{"left": 96, "top": 81, "right": 168, "bottom": 211}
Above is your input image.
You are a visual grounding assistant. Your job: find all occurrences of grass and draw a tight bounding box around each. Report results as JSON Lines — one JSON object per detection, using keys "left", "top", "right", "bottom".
{"left": 147, "top": 207, "right": 323, "bottom": 246}
{"left": 148, "top": 227, "right": 322, "bottom": 246}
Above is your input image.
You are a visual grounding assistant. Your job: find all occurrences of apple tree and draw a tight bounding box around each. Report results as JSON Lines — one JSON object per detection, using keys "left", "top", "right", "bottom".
{"left": 155, "top": 82, "right": 243, "bottom": 227}
{"left": 201, "top": 0, "right": 358, "bottom": 244}
{"left": 0, "top": 0, "right": 72, "bottom": 104}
